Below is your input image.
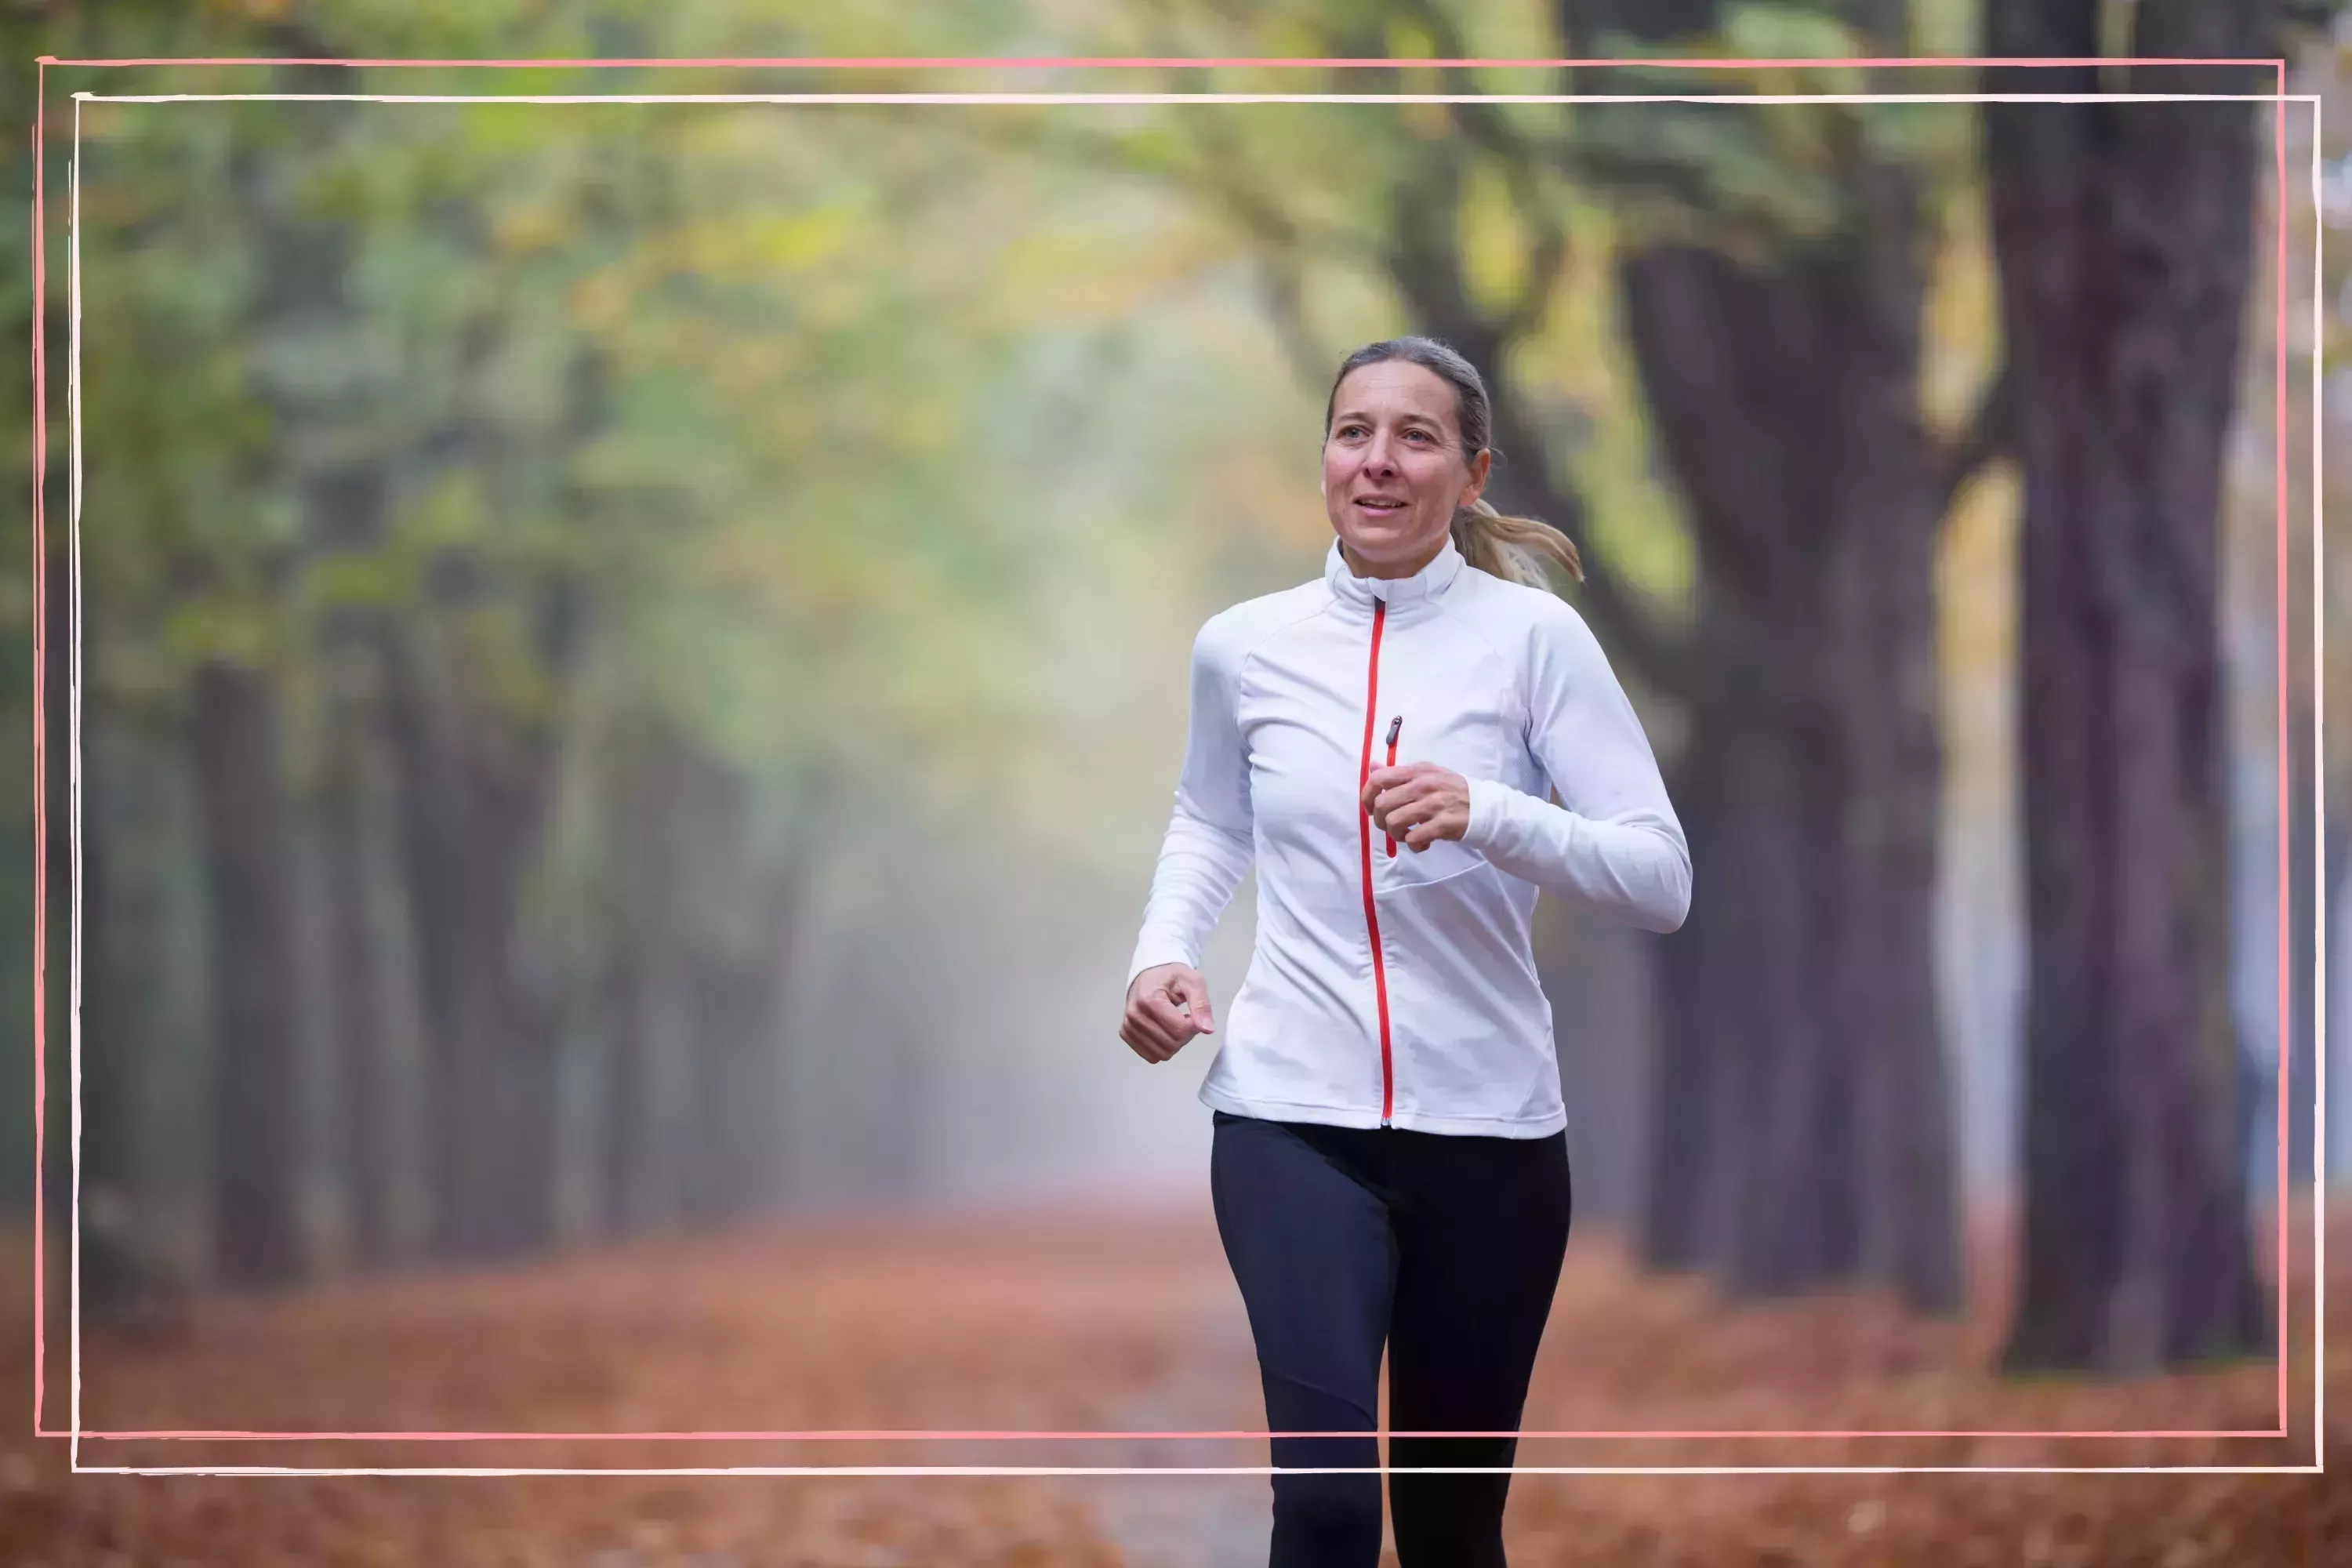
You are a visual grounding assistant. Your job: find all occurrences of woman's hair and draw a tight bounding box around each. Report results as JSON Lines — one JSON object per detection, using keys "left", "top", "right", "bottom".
{"left": 1323, "top": 336, "right": 1582, "bottom": 590}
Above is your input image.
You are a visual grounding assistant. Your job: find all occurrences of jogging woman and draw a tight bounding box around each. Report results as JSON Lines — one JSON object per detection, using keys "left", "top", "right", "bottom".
{"left": 1120, "top": 336, "right": 1690, "bottom": 1566}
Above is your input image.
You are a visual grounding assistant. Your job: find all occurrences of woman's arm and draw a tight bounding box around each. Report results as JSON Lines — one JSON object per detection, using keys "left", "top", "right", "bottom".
{"left": 1457, "top": 602, "right": 1691, "bottom": 934}
{"left": 1127, "top": 616, "right": 1256, "bottom": 984}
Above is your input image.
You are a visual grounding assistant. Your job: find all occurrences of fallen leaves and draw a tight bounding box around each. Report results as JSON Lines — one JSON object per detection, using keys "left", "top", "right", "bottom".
{"left": 1, "top": 1197, "right": 2344, "bottom": 1565}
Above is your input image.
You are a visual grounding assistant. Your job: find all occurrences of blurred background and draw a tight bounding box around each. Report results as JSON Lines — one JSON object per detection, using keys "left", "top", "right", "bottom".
{"left": 2, "top": 0, "right": 2350, "bottom": 1563}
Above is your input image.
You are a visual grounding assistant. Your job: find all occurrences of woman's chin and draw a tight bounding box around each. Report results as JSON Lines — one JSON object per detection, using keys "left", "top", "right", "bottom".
{"left": 1335, "top": 524, "right": 1438, "bottom": 571}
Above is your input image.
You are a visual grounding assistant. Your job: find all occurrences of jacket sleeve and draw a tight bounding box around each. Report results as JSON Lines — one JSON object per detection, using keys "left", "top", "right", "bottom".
{"left": 1457, "top": 602, "right": 1692, "bottom": 934}
{"left": 1127, "top": 617, "right": 1257, "bottom": 985}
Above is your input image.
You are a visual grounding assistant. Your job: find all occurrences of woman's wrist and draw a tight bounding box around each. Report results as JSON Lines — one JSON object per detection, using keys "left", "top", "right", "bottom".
{"left": 1461, "top": 775, "right": 1512, "bottom": 851}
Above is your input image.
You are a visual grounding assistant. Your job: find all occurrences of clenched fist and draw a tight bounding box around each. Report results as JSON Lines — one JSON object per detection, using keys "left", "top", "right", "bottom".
{"left": 1121, "top": 963, "right": 1215, "bottom": 1064}
{"left": 1361, "top": 760, "right": 1471, "bottom": 851}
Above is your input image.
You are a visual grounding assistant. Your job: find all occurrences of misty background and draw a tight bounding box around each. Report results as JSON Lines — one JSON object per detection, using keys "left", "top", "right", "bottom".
{"left": 0, "top": 6, "right": 2345, "bottom": 1560}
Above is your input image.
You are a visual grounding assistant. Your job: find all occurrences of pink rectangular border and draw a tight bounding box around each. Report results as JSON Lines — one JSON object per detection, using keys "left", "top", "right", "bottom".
{"left": 28, "top": 52, "right": 2307, "bottom": 1451}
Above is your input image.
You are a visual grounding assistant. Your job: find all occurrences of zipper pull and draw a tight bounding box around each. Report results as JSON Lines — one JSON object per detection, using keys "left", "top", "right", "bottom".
{"left": 1385, "top": 716, "right": 1402, "bottom": 856}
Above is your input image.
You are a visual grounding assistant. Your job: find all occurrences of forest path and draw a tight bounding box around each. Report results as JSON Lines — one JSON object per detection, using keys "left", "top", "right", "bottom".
{"left": 0, "top": 1199, "right": 2343, "bottom": 1564}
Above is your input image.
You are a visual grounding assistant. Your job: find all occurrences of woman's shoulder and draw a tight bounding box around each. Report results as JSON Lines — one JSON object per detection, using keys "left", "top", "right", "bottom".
{"left": 1444, "top": 566, "right": 1595, "bottom": 656}
{"left": 1194, "top": 578, "right": 1330, "bottom": 664}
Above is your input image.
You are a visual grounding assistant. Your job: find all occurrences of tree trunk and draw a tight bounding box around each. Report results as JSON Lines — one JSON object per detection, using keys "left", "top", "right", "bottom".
{"left": 1987, "top": 0, "right": 2273, "bottom": 1372}
{"left": 78, "top": 719, "right": 144, "bottom": 1319}
{"left": 599, "top": 739, "right": 666, "bottom": 1236}
{"left": 318, "top": 638, "right": 399, "bottom": 1269}
{"left": 2282, "top": 682, "right": 2318, "bottom": 1189}
{"left": 2327, "top": 822, "right": 2350, "bottom": 1182}
{"left": 1611, "top": 205, "right": 1961, "bottom": 1311}
{"left": 381, "top": 630, "right": 560, "bottom": 1262}
{"left": 675, "top": 754, "right": 809, "bottom": 1224}
{"left": 599, "top": 916, "right": 659, "bottom": 1236}
{"left": 1831, "top": 155, "right": 1960, "bottom": 1308}
{"left": 381, "top": 636, "right": 482, "bottom": 1260}
{"left": 51, "top": 519, "right": 129, "bottom": 1310}
{"left": 37, "top": 543, "right": 84, "bottom": 1326}
{"left": 189, "top": 660, "right": 307, "bottom": 1288}
{"left": 685, "top": 965, "right": 756, "bottom": 1224}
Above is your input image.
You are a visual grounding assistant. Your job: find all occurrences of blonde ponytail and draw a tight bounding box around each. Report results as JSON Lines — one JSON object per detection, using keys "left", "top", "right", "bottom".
{"left": 1453, "top": 497, "right": 1583, "bottom": 591}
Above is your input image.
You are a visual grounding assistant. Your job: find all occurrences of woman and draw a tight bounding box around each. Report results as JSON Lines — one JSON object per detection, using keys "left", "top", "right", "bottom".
{"left": 1120, "top": 336, "right": 1690, "bottom": 1566}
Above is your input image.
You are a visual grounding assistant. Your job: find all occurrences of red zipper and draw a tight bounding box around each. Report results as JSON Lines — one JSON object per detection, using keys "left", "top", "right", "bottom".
{"left": 1358, "top": 599, "right": 1395, "bottom": 1127}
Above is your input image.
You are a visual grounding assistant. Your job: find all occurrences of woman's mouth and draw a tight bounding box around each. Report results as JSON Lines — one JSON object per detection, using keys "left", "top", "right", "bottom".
{"left": 1353, "top": 496, "right": 1410, "bottom": 514}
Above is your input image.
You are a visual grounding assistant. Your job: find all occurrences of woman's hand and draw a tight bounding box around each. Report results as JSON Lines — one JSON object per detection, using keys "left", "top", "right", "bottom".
{"left": 1362, "top": 762, "right": 1472, "bottom": 851}
{"left": 1123, "top": 963, "right": 1215, "bottom": 1064}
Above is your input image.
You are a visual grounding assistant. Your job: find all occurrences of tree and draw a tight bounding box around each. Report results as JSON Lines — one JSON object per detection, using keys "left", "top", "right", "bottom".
{"left": 1984, "top": 0, "right": 2274, "bottom": 1371}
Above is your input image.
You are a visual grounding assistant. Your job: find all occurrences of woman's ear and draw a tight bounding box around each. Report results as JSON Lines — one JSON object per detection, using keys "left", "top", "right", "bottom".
{"left": 1459, "top": 448, "right": 1493, "bottom": 509}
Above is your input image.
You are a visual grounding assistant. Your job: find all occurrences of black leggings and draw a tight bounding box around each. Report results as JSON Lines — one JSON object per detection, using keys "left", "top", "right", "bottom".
{"left": 1209, "top": 1108, "right": 1573, "bottom": 1568}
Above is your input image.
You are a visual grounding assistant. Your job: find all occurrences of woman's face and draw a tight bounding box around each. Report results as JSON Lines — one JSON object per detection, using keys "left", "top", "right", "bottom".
{"left": 1321, "top": 360, "right": 1490, "bottom": 578}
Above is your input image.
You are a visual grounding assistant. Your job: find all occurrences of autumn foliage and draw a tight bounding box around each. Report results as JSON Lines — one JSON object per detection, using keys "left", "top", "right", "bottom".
{"left": 4, "top": 1200, "right": 2345, "bottom": 1566}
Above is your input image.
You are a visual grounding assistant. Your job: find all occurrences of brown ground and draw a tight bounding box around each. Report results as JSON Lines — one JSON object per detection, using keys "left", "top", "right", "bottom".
{"left": 2, "top": 1197, "right": 2346, "bottom": 1566}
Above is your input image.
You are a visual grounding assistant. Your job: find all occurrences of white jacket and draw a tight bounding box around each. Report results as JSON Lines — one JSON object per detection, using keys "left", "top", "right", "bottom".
{"left": 1127, "top": 535, "right": 1691, "bottom": 1138}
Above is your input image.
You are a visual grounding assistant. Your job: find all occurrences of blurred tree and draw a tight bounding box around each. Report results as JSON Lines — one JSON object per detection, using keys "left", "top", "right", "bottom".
{"left": 8, "top": 0, "right": 1252, "bottom": 1305}
{"left": 2308, "top": 33, "right": 2352, "bottom": 1187}
{"left": 1984, "top": 0, "right": 2276, "bottom": 1371}
{"left": 71, "top": 23, "right": 328, "bottom": 1290}
{"left": 200, "top": 51, "right": 368, "bottom": 1287}
{"left": 2264, "top": 20, "right": 2347, "bottom": 1203}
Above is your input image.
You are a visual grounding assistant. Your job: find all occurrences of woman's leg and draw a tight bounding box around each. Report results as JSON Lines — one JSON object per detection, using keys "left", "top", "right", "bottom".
{"left": 1384, "top": 1129, "right": 1573, "bottom": 1568}
{"left": 1210, "top": 1111, "right": 1396, "bottom": 1568}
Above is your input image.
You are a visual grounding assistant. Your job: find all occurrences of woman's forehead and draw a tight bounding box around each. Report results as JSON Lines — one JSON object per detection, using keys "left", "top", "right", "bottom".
{"left": 1333, "top": 361, "right": 1457, "bottom": 425}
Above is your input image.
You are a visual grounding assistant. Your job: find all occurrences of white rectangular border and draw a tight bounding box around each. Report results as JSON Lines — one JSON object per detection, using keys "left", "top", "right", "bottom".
{"left": 60, "top": 86, "right": 2327, "bottom": 1479}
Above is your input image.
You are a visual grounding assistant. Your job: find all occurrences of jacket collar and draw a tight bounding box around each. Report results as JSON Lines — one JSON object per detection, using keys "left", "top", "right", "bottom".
{"left": 1323, "top": 532, "right": 1466, "bottom": 619}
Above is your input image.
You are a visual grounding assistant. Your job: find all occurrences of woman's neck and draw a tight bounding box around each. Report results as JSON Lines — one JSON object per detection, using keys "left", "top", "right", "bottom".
{"left": 1340, "top": 534, "right": 1447, "bottom": 581}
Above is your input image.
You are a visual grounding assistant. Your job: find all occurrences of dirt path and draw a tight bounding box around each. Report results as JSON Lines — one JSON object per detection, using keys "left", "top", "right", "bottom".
{"left": 1050, "top": 1286, "right": 1270, "bottom": 1567}
{"left": 0, "top": 1201, "right": 2345, "bottom": 1564}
